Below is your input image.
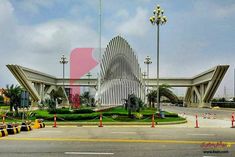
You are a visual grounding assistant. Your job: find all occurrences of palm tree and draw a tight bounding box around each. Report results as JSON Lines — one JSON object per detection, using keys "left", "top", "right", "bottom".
{"left": 147, "top": 84, "right": 179, "bottom": 108}
{"left": 80, "top": 91, "right": 92, "bottom": 106}
{"left": 2, "top": 84, "right": 23, "bottom": 113}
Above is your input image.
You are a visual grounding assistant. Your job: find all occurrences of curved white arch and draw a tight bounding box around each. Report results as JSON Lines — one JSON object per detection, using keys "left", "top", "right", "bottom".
{"left": 99, "top": 36, "right": 145, "bottom": 105}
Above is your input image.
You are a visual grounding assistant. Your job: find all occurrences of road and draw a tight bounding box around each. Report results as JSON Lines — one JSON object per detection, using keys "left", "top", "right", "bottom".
{"left": 0, "top": 106, "right": 235, "bottom": 157}
{"left": 163, "top": 105, "right": 234, "bottom": 120}
{"left": 162, "top": 105, "right": 234, "bottom": 128}
{"left": 0, "top": 126, "right": 235, "bottom": 157}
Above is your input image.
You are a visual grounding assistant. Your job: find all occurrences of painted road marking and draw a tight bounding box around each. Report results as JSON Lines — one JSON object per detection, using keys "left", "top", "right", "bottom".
{"left": 187, "top": 134, "right": 215, "bottom": 136}
{"left": 111, "top": 132, "right": 136, "bottom": 134}
{"left": 1, "top": 137, "right": 235, "bottom": 145}
{"left": 40, "top": 131, "right": 62, "bottom": 133}
{"left": 65, "top": 152, "right": 114, "bottom": 155}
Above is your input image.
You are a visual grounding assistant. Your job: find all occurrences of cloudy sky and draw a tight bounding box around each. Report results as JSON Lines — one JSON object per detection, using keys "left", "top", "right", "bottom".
{"left": 0, "top": 0, "right": 234, "bottom": 97}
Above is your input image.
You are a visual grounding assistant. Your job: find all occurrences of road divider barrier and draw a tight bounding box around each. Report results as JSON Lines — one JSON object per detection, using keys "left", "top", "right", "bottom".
{"left": 232, "top": 112, "right": 234, "bottom": 128}
{"left": 7, "top": 123, "right": 17, "bottom": 135}
{"left": 202, "top": 113, "right": 206, "bottom": 119}
{"left": 195, "top": 114, "right": 199, "bottom": 128}
{"left": 34, "top": 119, "right": 45, "bottom": 129}
{"left": 21, "top": 122, "right": 32, "bottom": 131}
{"left": 0, "top": 128, "right": 8, "bottom": 137}
{"left": 202, "top": 113, "right": 216, "bottom": 119}
{"left": 213, "top": 113, "right": 216, "bottom": 119}
{"left": 151, "top": 114, "right": 155, "bottom": 128}
{"left": 12, "top": 123, "right": 21, "bottom": 133}
{"left": 99, "top": 113, "right": 103, "bottom": 127}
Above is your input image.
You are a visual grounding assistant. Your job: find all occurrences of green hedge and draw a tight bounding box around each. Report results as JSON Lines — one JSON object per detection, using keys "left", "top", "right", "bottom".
{"left": 211, "top": 102, "right": 235, "bottom": 108}
{"left": 48, "top": 108, "right": 94, "bottom": 114}
{"left": 73, "top": 108, "right": 94, "bottom": 114}
{"left": 35, "top": 112, "right": 99, "bottom": 121}
{"left": 48, "top": 108, "right": 71, "bottom": 114}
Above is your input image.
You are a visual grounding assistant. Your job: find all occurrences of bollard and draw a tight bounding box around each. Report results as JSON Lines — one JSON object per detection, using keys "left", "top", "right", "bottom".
{"left": 208, "top": 113, "right": 211, "bottom": 119}
{"left": 195, "top": 114, "right": 199, "bottom": 128}
{"left": 53, "top": 114, "right": 57, "bottom": 128}
{"left": 231, "top": 112, "right": 234, "bottom": 128}
{"left": 202, "top": 113, "right": 205, "bottom": 119}
{"left": 213, "top": 113, "right": 216, "bottom": 119}
{"left": 151, "top": 114, "right": 155, "bottom": 128}
{"left": 99, "top": 113, "right": 103, "bottom": 127}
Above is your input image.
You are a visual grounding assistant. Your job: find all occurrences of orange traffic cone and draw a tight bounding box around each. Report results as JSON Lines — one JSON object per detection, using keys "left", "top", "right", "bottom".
{"left": 151, "top": 114, "right": 155, "bottom": 128}
{"left": 99, "top": 113, "right": 103, "bottom": 127}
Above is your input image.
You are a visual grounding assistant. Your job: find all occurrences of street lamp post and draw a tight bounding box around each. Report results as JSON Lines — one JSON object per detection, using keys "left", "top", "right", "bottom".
{"left": 86, "top": 72, "right": 92, "bottom": 105}
{"left": 234, "top": 68, "right": 235, "bottom": 98}
{"left": 142, "top": 72, "right": 147, "bottom": 104}
{"left": 59, "top": 54, "right": 68, "bottom": 92}
{"left": 144, "top": 56, "right": 152, "bottom": 106}
{"left": 144, "top": 56, "right": 152, "bottom": 91}
{"left": 150, "top": 4, "right": 167, "bottom": 111}
{"left": 97, "top": 0, "right": 102, "bottom": 105}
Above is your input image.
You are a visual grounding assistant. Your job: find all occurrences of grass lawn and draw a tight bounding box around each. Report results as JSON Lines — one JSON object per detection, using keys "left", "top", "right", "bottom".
{"left": 0, "top": 105, "right": 9, "bottom": 110}
{"left": 2, "top": 106, "right": 186, "bottom": 124}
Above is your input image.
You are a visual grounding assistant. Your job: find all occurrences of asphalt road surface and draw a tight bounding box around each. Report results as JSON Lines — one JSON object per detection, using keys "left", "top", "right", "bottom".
{"left": 162, "top": 105, "right": 234, "bottom": 128}
{"left": 0, "top": 126, "right": 235, "bottom": 157}
{"left": 162, "top": 105, "right": 234, "bottom": 120}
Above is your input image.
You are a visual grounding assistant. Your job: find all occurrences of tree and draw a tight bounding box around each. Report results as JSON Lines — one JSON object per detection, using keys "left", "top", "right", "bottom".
{"left": 126, "top": 94, "right": 143, "bottom": 118}
{"left": 147, "top": 84, "right": 179, "bottom": 108}
{"left": 2, "top": 84, "right": 23, "bottom": 114}
{"left": 0, "top": 95, "right": 4, "bottom": 104}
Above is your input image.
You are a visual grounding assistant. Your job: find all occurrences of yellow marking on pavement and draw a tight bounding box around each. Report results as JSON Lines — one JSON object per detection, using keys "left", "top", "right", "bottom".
{"left": 1, "top": 137, "right": 235, "bottom": 145}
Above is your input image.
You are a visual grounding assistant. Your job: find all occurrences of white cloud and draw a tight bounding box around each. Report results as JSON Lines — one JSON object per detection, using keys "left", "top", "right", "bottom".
{"left": 215, "top": 3, "right": 235, "bottom": 17}
{"left": 17, "top": 0, "right": 54, "bottom": 14}
{"left": 0, "top": 0, "right": 103, "bottom": 87}
{"left": 115, "top": 9, "right": 129, "bottom": 19}
{"left": 116, "top": 7, "right": 149, "bottom": 37}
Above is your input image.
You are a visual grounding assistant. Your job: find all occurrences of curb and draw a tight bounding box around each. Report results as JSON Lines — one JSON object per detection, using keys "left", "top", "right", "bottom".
{"left": 156, "top": 120, "right": 187, "bottom": 125}
{"left": 44, "top": 120, "right": 187, "bottom": 126}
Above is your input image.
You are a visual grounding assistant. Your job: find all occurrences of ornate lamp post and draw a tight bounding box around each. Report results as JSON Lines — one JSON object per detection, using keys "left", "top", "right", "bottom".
{"left": 150, "top": 4, "right": 167, "bottom": 111}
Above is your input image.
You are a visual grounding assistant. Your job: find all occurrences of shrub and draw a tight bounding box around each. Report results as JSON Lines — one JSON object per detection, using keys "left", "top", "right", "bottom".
{"left": 211, "top": 102, "right": 235, "bottom": 108}
{"left": 103, "top": 112, "right": 128, "bottom": 116}
{"left": 48, "top": 108, "right": 71, "bottom": 114}
{"left": 73, "top": 108, "right": 94, "bottom": 114}
{"left": 35, "top": 113, "right": 99, "bottom": 121}
{"left": 6, "top": 112, "right": 14, "bottom": 117}
{"left": 135, "top": 113, "right": 143, "bottom": 119}
{"left": 164, "top": 112, "right": 178, "bottom": 117}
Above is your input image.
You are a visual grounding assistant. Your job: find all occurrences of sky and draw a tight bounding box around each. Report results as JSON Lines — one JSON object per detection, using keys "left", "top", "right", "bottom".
{"left": 0, "top": 0, "right": 234, "bottom": 97}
